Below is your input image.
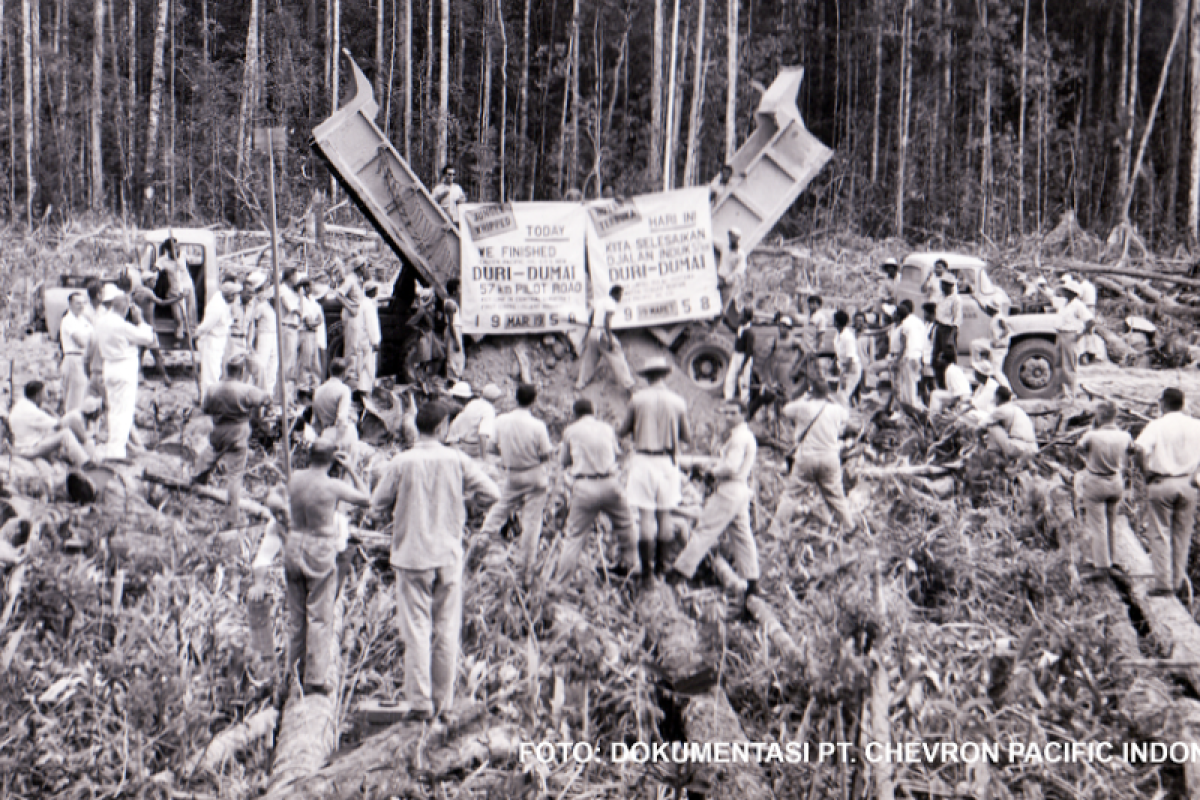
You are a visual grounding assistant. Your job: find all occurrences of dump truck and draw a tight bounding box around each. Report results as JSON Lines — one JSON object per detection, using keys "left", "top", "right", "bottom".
{"left": 311, "top": 51, "right": 833, "bottom": 389}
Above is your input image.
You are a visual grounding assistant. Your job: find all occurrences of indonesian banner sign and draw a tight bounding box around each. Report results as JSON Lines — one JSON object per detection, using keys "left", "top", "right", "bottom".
{"left": 460, "top": 201, "right": 589, "bottom": 335}
{"left": 584, "top": 187, "right": 721, "bottom": 329}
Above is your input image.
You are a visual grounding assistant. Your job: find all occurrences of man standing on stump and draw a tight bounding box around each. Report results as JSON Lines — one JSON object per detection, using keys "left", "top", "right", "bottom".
{"left": 577, "top": 285, "right": 635, "bottom": 392}
{"left": 371, "top": 401, "right": 499, "bottom": 718}
{"left": 619, "top": 356, "right": 690, "bottom": 588}
{"left": 1134, "top": 388, "right": 1200, "bottom": 599}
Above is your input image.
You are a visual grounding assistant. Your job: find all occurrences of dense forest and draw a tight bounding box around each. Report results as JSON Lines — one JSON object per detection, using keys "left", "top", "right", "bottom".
{"left": 0, "top": 0, "right": 1194, "bottom": 248}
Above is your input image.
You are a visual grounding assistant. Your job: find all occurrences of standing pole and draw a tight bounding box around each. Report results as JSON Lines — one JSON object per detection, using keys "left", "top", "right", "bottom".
{"left": 265, "top": 129, "right": 292, "bottom": 480}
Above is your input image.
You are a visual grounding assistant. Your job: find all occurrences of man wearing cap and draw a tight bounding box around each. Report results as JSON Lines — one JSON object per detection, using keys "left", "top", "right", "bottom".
{"left": 446, "top": 383, "right": 501, "bottom": 460}
{"left": 619, "top": 356, "right": 690, "bottom": 586}
{"left": 933, "top": 272, "right": 962, "bottom": 359}
{"left": 1134, "top": 388, "right": 1200, "bottom": 598}
{"left": 716, "top": 228, "right": 747, "bottom": 290}
{"left": 667, "top": 399, "right": 759, "bottom": 614}
{"left": 371, "top": 401, "right": 499, "bottom": 718}
{"left": 552, "top": 398, "right": 640, "bottom": 582}
{"left": 193, "top": 280, "right": 238, "bottom": 399}
{"left": 94, "top": 288, "right": 155, "bottom": 460}
{"left": 196, "top": 356, "right": 271, "bottom": 529}
{"left": 983, "top": 386, "right": 1038, "bottom": 457}
{"left": 9, "top": 380, "right": 92, "bottom": 468}
{"left": 480, "top": 383, "right": 555, "bottom": 586}
{"left": 59, "top": 292, "right": 93, "bottom": 414}
{"left": 245, "top": 272, "right": 279, "bottom": 398}
{"left": 577, "top": 284, "right": 635, "bottom": 391}
{"left": 1055, "top": 277, "right": 1094, "bottom": 401}
{"left": 312, "top": 358, "right": 357, "bottom": 449}
{"left": 286, "top": 438, "right": 371, "bottom": 694}
{"left": 963, "top": 359, "right": 1002, "bottom": 424}
{"left": 295, "top": 277, "right": 323, "bottom": 391}
{"left": 880, "top": 258, "right": 902, "bottom": 304}
{"left": 1075, "top": 401, "right": 1133, "bottom": 581}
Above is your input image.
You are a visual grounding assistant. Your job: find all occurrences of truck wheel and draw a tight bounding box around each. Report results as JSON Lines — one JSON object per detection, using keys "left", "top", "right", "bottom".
{"left": 1004, "top": 338, "right": 1060, "bottom": 400}
{"left": 678, "top": 333, "right": 734, "bottom": 395}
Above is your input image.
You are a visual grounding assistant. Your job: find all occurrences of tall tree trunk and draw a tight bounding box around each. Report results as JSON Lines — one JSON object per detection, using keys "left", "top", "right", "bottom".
{"left": 331, "top": 0, "right": 340, "bottom": 114}
{"left": 870, "top": 0, "right": 882, "bottom": 183}
{"left": 554, "top": 23, "right": 572, "bottom": 196}
{"left": 402, "top": 0, "right": 411, "bottom": 159}
{"left": 667, "top": 20, "right": 687, "bottom": 192}
{"left": 978, "top": 0, "right": 992, "bottom": 239}
{"left": 1117, "top": 8, "right": 1186, "bottom": 226}
{"left": 235, "top": 0, "right": 259, "bottom": 189}
{"left": 308, "top": 0, "right": 316, "bottom": 41}
{"left": 495, "top": 0, "right": 507, "bottom": 201}
{"left": 517, "top": 0, "right": 529, "bottom": 197}
{"left": 127, "top": 0, "right": 134, "bottom": 178}
{"left": 663, "top": 0, "right": 681, "bottom": 190}
{"left": 423, "top": 0, "right": 432, "bottom": 170}
{"left": 384, "top": 0, "right": 395, "bottom": 134}
{"left": 1165, "top": 0, "right": 1187, "bottom": 231}
{"left": 650, "top": 0, "right": 663, "bottom": 183}
{"left": 200, "top": 0, "right": 208, "bottom": 64}
{"left": 29, "top": 0, "right": 37, "bottom": 155}
{"left": 724, "top": 0, "right": 737, "bottom": 164}
{"left": 479, "top": 0, "right": 492, "bottom": 199}
{"left": 566, "top": 0, "right": 580, "bottom": 192}
{"left": 107, "top": 0, "right": 126, "bottom": 214}
{"left": 1191, "top": 0, "right": 1200, "bottom": 239}
{"left": 437, "top": 0, "right": 448, "bottom": 172}
{"left": 91, "top": 0, "right": 104, "bottom": 210}
{"left": 21, "top": 0, "right": 32, "bottom": 221}
{"left": 376, "top": 0, "right": 384, "bottom": 101}
{"left": 605, "top": 17, "right": 628, "bottom": 137}
{"left": 1118, "top": 0, "right": 1141, "bottom": 212}
{"left": 894, "top": 0, "right": 912, "bottom": 238}
{"left": 142, "top": 0, "right": 168, "bottom": 219}
{"left": 683, "top": 0, "right": 706, "bottom": 187}
{"left": 1017, "top": 0, "right": 1028, "bottom": 233}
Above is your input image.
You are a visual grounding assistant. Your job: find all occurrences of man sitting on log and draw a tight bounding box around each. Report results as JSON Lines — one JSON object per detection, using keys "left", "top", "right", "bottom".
{"left": 667, "top": 400, "right": 760, "bottom": 616}
{"left": 195, "top": 355, "right": 272, "bottom": 530}
{"left": 1134, "top": 388, "right": 1200, "bottom": 599}
{"left": 8, "top": 380, "right": 92, "bottom": 468}
{"left": 285, "top": 440, "right": 371, "bottom": 695}
{"left": 982, "top": 386, "right": 1038, "bottom": 458}
{"left": 370, "top": 401, "right": 499, "bottom": 718}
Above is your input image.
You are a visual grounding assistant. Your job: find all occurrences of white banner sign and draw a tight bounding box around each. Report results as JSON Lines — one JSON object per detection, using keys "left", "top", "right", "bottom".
{"left": 460, "top": 201, "right": 589, "bottom": 335}
{"left": 584, "top": 187, "right": 721, "bottom": 329}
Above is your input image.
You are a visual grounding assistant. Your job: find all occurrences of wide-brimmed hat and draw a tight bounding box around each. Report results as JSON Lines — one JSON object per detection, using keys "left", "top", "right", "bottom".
{"left": 727, "top": 227, "right": 742, "bottom": 239}
{"left": 1060, "top": 276, "right": 1083, "bottom": 296}
{"left": 881, "top": 257, "right": 899, "bottom": 270}
{"left": 220, "top": 280, "right": 242, "bottom": 294}
{"left": 100, "top": 284, "right": 123, "bottom": 303}
{"left": 1126, "top": 316, "right": 1156, "bottom": 334}
{"left": 637, "top": 355, "right": 673, "bottom": 375}
{"left": 245, "top": 271, "right": 268, "bottom": 291}
{"left": 972, "top": 360, "right": 995, "bottom": 377}
{"left": 448, "top": 381, "right": 473, "bottom": 399}
{"left": 482, "top": 383, "right": 503, "bottom": 402}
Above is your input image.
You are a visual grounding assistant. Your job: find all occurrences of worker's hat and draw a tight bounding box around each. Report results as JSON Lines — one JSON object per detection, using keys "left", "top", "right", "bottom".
{"left": 220, "top": 280, "right": 242, "bottom": 294}
{"left": 637, "top": 355, "right": 673, "bottom": 375}
{"left": 727, "top": 227, "right": 742, "bottom": 239}
{"left": 778, "top": 315, "right": 794, "bottom": 328}
{"left": 482, "top": 383, "right": 503, "bottom": 402}
{"left": 448, "top": 381, "right": 473, "bottom": 399}
{"left": 1060, "top": 276, "right": 1083, "bottom": 296}
{"left": 972, "top": 360, "right": 995, "bottom": 377}
{"left": 311, "top": 438, "right": 339, "bottom": 458}
{"left": 100, "top": 284, "right": 123, "bottom": 303}
{"left": 245, "top": 271, "right": 268, "bottom": 291}
{"left": 881, "top": 257, "right": 899, "bottom": 269}
{"left": 1126, "top": 315, "right": 1156, "bottom": 334}
{"left": 294, "top": 274, "right": 312, "bottom": 289}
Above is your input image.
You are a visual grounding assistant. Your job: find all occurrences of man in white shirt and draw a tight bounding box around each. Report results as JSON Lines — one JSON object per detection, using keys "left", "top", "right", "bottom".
{"left": 893, "top": 304, "right": 927, "bottom": 410}
{"left": 928, "top": 352, "right": 972, "bottom": 418}
{"left": 360, "top": 284, "right": 382, "bottom": 393}
{"left": 431, "top": 166, "right": 466, "bottom": 224}
{"left": 245, "top": 272, "right": 279, "bottom": 398}
{"left": 446, "top": 383, "right": 502, "bottom": 459}
{"left": 771, "top": 378, "right": 855, "bottom": 536}
{"left": 296, "top": 277, "right": 324, "bottom": 391}
{"left": 1134, "top": 388, "right": 1200, "bottom": 597}
{"left": 8, "top": 380, "right": 90, "bottom": 467}
{"left": 933, "top": 273, "right": 962, "bottom": 360}
{"left": 922, "top": 259, "right": 948, "bottom": 304}
{"left": 668, "top": 401, "right": 760, "bottom": 613}
{"left": 93, "top": 287, "right": 155, "bottom": 460}
{"left": 59, "top": 292, "right": 93, "bottom": 414}
{"left": 833, "top": 310, "right": 860, "bottom": 408}
{"left": 984, "top": 385, "right": 1038, "bottom": 458}
{"left": 1056, "top": 277, "right": 1094, "bottom": 401}
{"left": 278, "top": 267, "right": 303, "bottom": 384}
{"left": 194, "top": 281, "right": 238, "bottom": 399}
{"left": 716, "top": 227, "right": 747, "bottom": 290}
{"left": 576, "top": 285, "right": 635, "bottom": 391}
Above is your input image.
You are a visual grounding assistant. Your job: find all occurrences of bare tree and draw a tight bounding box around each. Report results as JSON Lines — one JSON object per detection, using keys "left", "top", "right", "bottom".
{"left": 870, "top": 0, "right": 882, "bottom": 183}
{"left": 403, "top": 0, "right": 411, "bottom": 159}
{"left": 1017, "top": 0, "right": 1028, "bottom": 232}
{"left": 142, "top": 0, "right": 169, "bottom": 217}
{"left": 978, "top": 0, "right": 992, "bottom": 238}
{"left": 894, "top": 0, "right": 912, "bottom": 237}
{"left": 518, "top": 0, "right": 530, "bottom": 196}
{"left": 683, "top": 0, "right": 707, "bottom": 187}
{"left": 650, "top": 0, "right": 663, "bottom": 183}
{"left": 725, "top": 0, "right": 737, "bottom": 164}
{"left": 376, "top": 0, "right": 385, "bottom": 101}
{"left": 567, "top": 0, "right": 580, "bottom": 192}
{"left": 235, "top": 0, "right": 260, "bottom": 188}
{"left": 495, "top": 0, "right": 508, "bottom": 201}
{"left": 91, "top": 0, "right": 104, "bottom": 210}
{"left": 437, "top": 0, "right": 448, "bottom": 172}
{"left": 21, "top": 0, "right": 32, "bottom": 221}
{"left": 1191, "top": 0, "right": 1200, "bottom": 239}
{"left": 1117, "top": 0, "right": 1142, "bottom": 209}
{"left": 663, "top": 0, "right": 681, "bottom": 190}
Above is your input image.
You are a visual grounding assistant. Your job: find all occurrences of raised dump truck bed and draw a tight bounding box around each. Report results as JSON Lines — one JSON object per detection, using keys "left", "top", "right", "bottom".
{"left": 311, "top": 50, "right": 459, "bottom": 297}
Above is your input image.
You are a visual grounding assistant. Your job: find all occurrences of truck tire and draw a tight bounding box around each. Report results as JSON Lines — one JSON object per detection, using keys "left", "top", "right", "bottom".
{"left": 678, "top": 332, "right": 735, "bottom": 395}
{"left": 1004, "top": 337, "right": 1060, "bottom": 400}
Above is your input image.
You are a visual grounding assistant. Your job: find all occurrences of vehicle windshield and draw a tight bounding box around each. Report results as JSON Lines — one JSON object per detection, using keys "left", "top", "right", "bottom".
{"left": 978, "top": 269, "right": 997, "bottom": 295}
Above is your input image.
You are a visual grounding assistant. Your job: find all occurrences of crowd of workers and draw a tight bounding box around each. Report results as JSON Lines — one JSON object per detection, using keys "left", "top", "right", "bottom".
{"left": 9, "top": 233, "right": 1200, "bottom": 722}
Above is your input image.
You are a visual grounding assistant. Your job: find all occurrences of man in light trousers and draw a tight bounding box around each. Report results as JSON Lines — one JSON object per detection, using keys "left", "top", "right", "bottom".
{"left": 552, "top": 399, "right": 639, "bottom": 582}
{"left": 1134, "top": 388, "right": 1200, "bottom": 598}
{"left": 92, "top": 287, "right": 155, "bottom": 460}
{"left": 371, "top": 401, "right": 499, "bottom": 717}
{"left": 668, "top": 400, "right": 760, "bottom": 613}
{"left": 59, "top": 292, "right": 93, "bottom": 414}
{"left": 1074, "top": 401, "right": 1132, "bottom": 581}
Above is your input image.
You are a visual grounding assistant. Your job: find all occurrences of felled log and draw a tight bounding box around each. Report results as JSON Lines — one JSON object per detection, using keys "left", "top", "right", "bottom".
{"left": 1112, "top": 516, "right": 1200, "bottom": 696}
{"left": 1094, "top": 276, "right": 1200, "bottom": 321}
{"left": 268, "top": 592, "right": 345, "bottom": 792}
{"left": 1046, "top": 259, "right": 1200, "bottom": 290}
{"left": 187, "top": 708, "right": 279, "bottom": 774}
{"left": 640, "top": 583, "right": 773, "bottom": 800}
{"left": 710, "top": 554, "right": 802, "bottom": 662}
{"left": 191, "top": 485, "right": 272, "bottom": 520}
{"left": 259, "top": 703, "right": 519, "bottom": 800}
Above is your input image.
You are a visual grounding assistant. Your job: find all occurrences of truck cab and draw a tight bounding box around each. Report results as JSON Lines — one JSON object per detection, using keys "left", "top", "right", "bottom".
{"left": 896, "top": 252, "right": 1063, "bottom": 399}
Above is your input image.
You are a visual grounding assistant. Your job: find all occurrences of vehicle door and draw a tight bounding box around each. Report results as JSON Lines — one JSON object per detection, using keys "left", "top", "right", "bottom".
{"left": 950, "top": 268, "right": 990, "bottom": 357}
